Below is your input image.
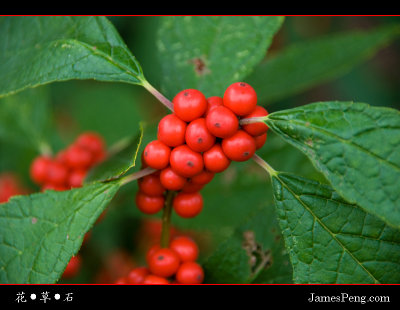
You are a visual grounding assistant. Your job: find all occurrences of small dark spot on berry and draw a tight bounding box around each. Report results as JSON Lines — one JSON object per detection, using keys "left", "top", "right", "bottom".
{"left": 197, "top": 138, "right": 203, "bottom": 144}
{"left": 157, "top": 255, "right": 164, "bottom": 261}
{"left": 184, "top": 91, "right": 189, "bottom": 97}
{"left": 144, "top": 151, "right": 148, "bottom": 157}
{"left": 243, "top": 152, "right": 249, "bottom": 157}
{"left": 239, "top": 82, "right": 247, "bottom": 87}
{"left": 187, "top": 161, "right": 194, "bottom": 167}
{"left": 214, "top": 122, "right": 221, "bottom": 128}
{"left": 196, "top": 274, "right": 202, "bottom": 281}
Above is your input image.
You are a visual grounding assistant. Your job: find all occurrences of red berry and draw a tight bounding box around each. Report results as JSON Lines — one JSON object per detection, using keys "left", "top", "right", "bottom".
{"left": 159, "top": 167, "right": 187, "bottom": 191}
{"left": 190, "top": 170, "right": 214, "bottom": 185}
{"left": 143, "top": 274, "right": 169, "bottom": 284}
{"left": 241, "top": 106, "right": 269, "bottom": 136}
{"left": 0, "top": 173, "right": 24, "bottom": 203}
{"left": 170, "top": 236, "right": 199, "bottom": 262}
{"left": 135, "top": 191, "right": 165, "bottom": 215}
{"left": 205, "top": 105, "right": 239, "bottom": 138}
{"left": 175, "top": 261, "right": 204, "bottom": 284}
{"left": 138, "top": 174, "right": 165, "bottom": 197}
{"left": 148, "top": 248, "right": 181, "bottom": 278}
{"left": 114, "top": 277, "right": 128, "bottom": 284}
{"left": 62, "top": 255, "right": 82, "bottom": 279}
{"left": 146, "top": 244, "right": 161, "bottom": 265}
{"left": 205, "top": 96, "right": 223, "bottom": 117}
{"left": 173, "top": 192, "right": 203, "bottom": 218}
{"left": 127, "top": 267, "right": 149, "bottom": 284}
{"left": 223, "top": 82, "right": 257, "bottom": 116}
{"left": 254, "top": 132, "right": 267, "bottom": 150}
{"left": 30, "top": 156, "right": 52, "bottom": 184}
{"left": 143, "top": 140, "right": 171, "bottom": 170}
{"left": 185, "top": 118, "right": 216, "bottom": 153}
{"left": 173, "top": 89, "right": 207, "bottom": 122}
{"left": 222, "top": 130, "right": 256, "bottom": 162}
{"left": 68, "top": 169, "right": 87, "bottom": 188}
{"left": 181, "top": 181, "right": 204, "bottom": 193}
{"left": 170, "top": 145, "right": 204, "bottom": 178}
{"left": 203, "top": 144, "right": 231, "bottom": 173}
{"left": 157, "top": 114, "right": 187, "bottom": 147}
{"left": 65, "top": 144, "right": 93, "bottom": 169}
{"left": 76, "top": 132, "right": 105, "bottom": 157}
{"left": 46, "top": 160, "right": 68, "bottom": 186}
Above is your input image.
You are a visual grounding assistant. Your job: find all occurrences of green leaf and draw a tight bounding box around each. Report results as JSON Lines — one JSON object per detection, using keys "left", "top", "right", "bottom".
{"left": 0, "top": 16, "right": 145, "bottom": 98}
{"left": 266, "top": 101, "right": 400, "bottom": 229}
{"left": 203, "top": 206, "right": 292, "bottom": 284}
{"left": 157, "top": 16, "right": 284, "bottom": 98}
{"left": 0, "top": 180, "right": 121, "bottom": 283}
{"left": 271, "top": 172, "right": 400, "bottom": 284}
{"left": 0, "top": 87, "right": 52, "bottom": 153}
{"left": 246, "top": 24, "right": 400, "bottom": 104}
{"left": 85, "top": 129, "right": 143, "bottom": 183}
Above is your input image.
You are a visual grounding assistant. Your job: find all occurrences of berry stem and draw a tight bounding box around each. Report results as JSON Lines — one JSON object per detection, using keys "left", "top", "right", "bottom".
{"left": 251, "top": 154, "right": 277, "bottom": 177}
{"left": 142, "top": 80, "right": 174, "bottom": 112}
{"left": 38, "top": 141, "right": 53, "bottom": 157}
{"left": 239, "top": 115, "right": 269, "bottom": 125}
{"left": 120, "top": 167, "right": 157, "bottom": 185}
{"left": 160, "top": 190, "right": 175, "bottom": 248}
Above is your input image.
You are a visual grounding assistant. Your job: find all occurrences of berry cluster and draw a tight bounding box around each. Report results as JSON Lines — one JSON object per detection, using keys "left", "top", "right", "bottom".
{"left": 29, "top": 132, "right": 106, "bottom": 191}
{"left": 136, "top": 82, "right": 268, "bottom": 218}
{"left": 115, "top": 235, "right": 203, "bottom": 284}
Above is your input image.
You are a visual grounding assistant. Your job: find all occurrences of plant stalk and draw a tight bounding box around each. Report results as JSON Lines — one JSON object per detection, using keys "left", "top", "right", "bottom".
{"left": 239, "top": 116, "right": 269, "bottom": 125}
{"left": 252, "top": 153, "right": 277, "bottom": 177}
{"left": 160, "top": 190, "right": 175, "bottom": 248}
{"left": 120, "top": 167, "right": 157, "bottom": 185}
{"left": 142, "top": 80, "right": 174, "bottom": 112}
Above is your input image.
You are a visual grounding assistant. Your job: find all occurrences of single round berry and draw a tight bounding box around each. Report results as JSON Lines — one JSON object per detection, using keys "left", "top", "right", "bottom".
{"left": 143, "top": 140, "right": 171, "bottom": 170}
{"left": 65, "top": 144, "right": 93, "bottom": 169}
{"left": 241, "top": 105, "right": 269, "bottom": 136}
{"left": 114, "top": 277, "right": 128, "bottom": 284}
{"left": 181, "top": 181, "right": 204, "bottom": 193}
{"left": 222, "top": 130, "right": 256, "bottom": 162}
{"left": 160, "top": 167, "right": 187, "bottom": 191}
{"left": 223, "top": 82, "right": 257, "bottom": 116}
{"left": 127, "top": 267, "right": 149, "bottom": 284}
{"left": 254, "top": 132, "right": 267, "bottom": 150}
{"left": 173, "top": 192, "right": 203, "bottom": 218}
{"left": 148, "top": 248, "right": 181, "bottom": 278}
{"left": 185, "top": 118, "right": 216, "bottom": 153}
{"left": 68, "top": 169, "right": 87, "bottom": 188}
{"left": 190, "top": 170, "right": 214, "bottom": 185}
{"left": 169, "top": 236, "right": 199, "bottom": 262}
{"left": 175, "top": 261, "right": 204, "bottom": 284}
{"left": 138, "top": 174, "right": 165, "bottom": 197}
{"left": 157, "top": 114, "right": 187, "bottom": 147}
{"left": 0, "top": 173, "right": 24, "bottom": 203}
{"left": 170, "top": 145, "right": 204, "bottom": 178}
{"left": 173, "top": 89, "right": 207, "bottom": 122}
{"left": 46, "top": 160, "right": 69, "bottom": 186}
{"left": 142, "top": 274, "right": 169, "bottom": 284}
{"left": 62, "top": 255, "right": 82, "bottom": 279}
{"left": 146, "top": 244, "right": 161, "bottom": 266}
{"left": 205, "top": 105, "right": 239, "bottom": 138}
{"left": 203, "top": 144, "right": 231, "bottom": 173}
{"left": 30, "top": 156, "right": 52, "bottom": 185}
{"left": 205, "top": 96, "right": 223, "bottom": 117}
{"left": 135, "top": 191, "right": 165, "bottom": 215}
{"left": 75, "top": 132, "right": 105, "bottom": 157}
